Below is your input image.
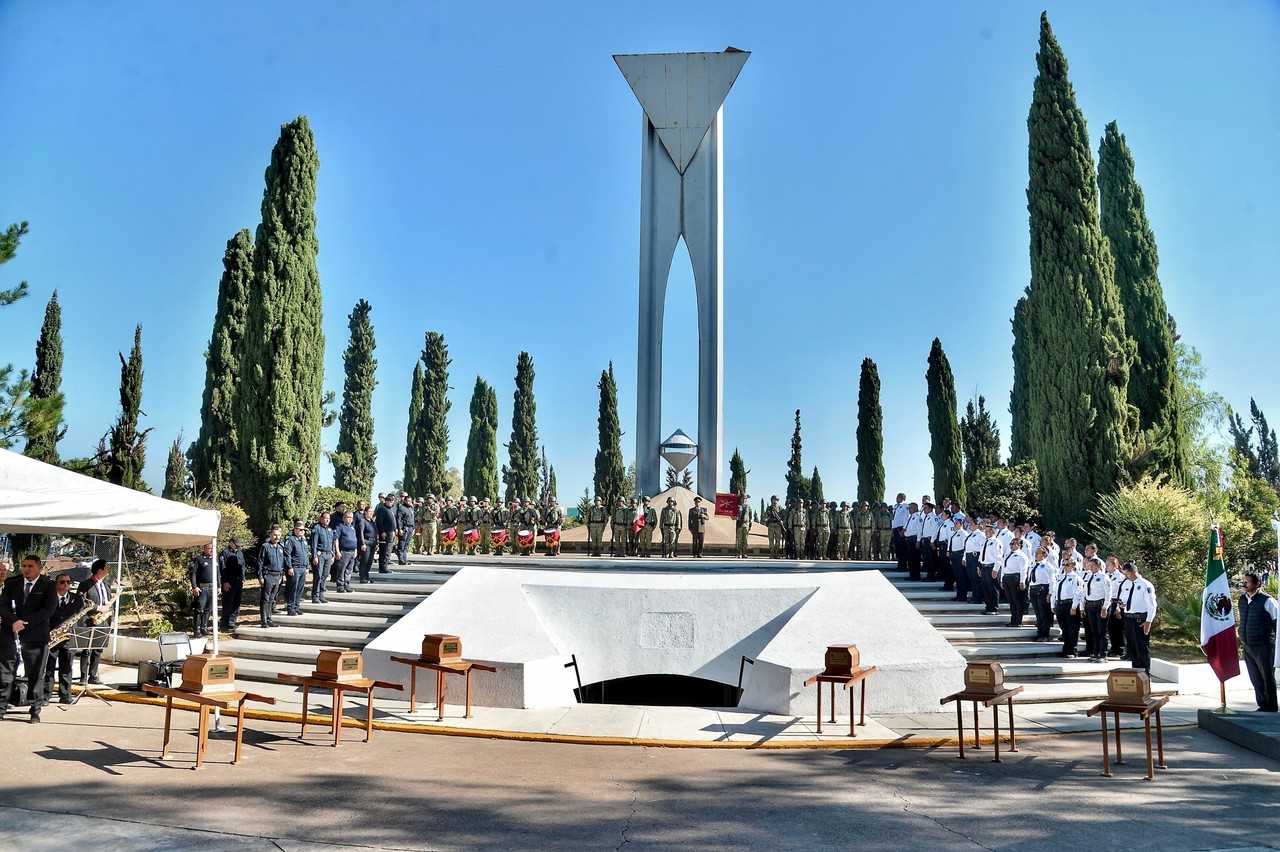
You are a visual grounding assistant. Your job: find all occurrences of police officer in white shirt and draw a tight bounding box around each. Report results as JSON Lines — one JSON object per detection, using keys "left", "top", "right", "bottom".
{"left": 1053, "top": 561, "right": 1085, "bottom": 658}
{"left": 1104, "top": 556, "right": 1127, "bottom": 659}
{"left": 1080, "top": 556, "right": 1114, "bottom": 662}
{"left": 920, "top": 504, "right": 941, "bottom": 584}
{"left": 1022, "top": 521, "right": 1041, "bottom": 555}
{"left": 1042, "top": 531, "right": 1060, "bottom": 568}
{"left": 964, "top": 522, "right": 987, "bottom": 605}
{"left": 935, "top": 510, "right": 957, "bottom": 591}
{"left": 995, "top": 519, "right": 1014, "bottom": 550}
{"left": 1027, "top": 546, "right": 1056, "bottom": 641}
{"left": 1117, "top": 560, "right": 1157, "bottom": 675}
{"left": 948, "top": 518, "right": 970, "bottom": 602}
{"left": 1060, "top": 538, "right": 1084, "bottom": 570}
{"left": 977, "top": 525, "right": 1005, "bottom": 614}
{"left": 891, "top": 493, "right": 910, "bottom": 570}
{"left": 903, "top": 503, "right": 924, "bottom": 581}
{"left": 1000, "top": 536, "right": 1031, "bottom": 627}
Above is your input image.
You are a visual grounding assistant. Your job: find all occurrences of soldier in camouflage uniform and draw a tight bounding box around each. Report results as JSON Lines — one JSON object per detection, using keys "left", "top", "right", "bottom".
{"left": 477, "top": 497, "right": 494, "bottom": 555}
{"left": 506, "top": 498, "right": 522, "bottom": 555}
{"left": 459, "top": 498, "right": 476, "bottom": 555}
{"left": 659, "top": 497, "right": 682, "bottom": 557}
{"left": 834, "top": 502, "right": 852, "bottom": 560}
{"left": 626, "top": 497, "right": 641, "bottom": 556}
{"left": 543, "top": 497, "right": 565, "bottom": 556}
{"left": 421, "top": 496, "right": 439, "bottom": 556}
{"left": 870, "top": 502, "right": 887, "bottom": 560}
{"left": 812, "top": 501, "right": 831, "bottom": 560}
{"left": 518, "top": 498, "right": 540, "bottom": 555}
{"left": 857, "top": 500, "right": 874, "bottom": 561}
{"left": 586, "top": 496, "right": 608, "bottom": 557}
{"left": 492, "top": 498, "right": 511, "bottom": 555}
{"left": 638, "top": 497, "right": 657, "bottom": 557}
{"left": 763, "top": 495, "right": 785, "bottom": 559}
{"left": 439, "top": 497, "right": 459, "bottom": 555}
{"left": 610, "top": 497, "right": 629, "bottom": 557}
{"left": 735, "top": 492, "right": 752, "bottom": 558}
{"left": 787, "top": 499, "right": 807, "bottom": 560}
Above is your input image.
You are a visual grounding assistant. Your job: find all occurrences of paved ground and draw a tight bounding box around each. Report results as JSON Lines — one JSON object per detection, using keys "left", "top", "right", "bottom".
{"left": 2, "top": 699, "right": 1277, "bottom": 851}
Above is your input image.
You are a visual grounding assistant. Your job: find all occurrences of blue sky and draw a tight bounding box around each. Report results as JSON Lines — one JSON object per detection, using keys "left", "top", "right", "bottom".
{"left": 2, "top": 1, "right": 1277, "bottom": 506}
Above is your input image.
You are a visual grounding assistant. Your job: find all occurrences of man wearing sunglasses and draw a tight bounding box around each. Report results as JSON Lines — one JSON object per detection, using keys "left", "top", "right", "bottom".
{"left": 45, "top": 574, "right": 83, "bottom": 704}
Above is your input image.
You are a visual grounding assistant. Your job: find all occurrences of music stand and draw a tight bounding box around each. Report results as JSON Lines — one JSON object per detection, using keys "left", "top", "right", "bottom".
{"left": 66, "top": 617, "right": 113, "bottom": 707}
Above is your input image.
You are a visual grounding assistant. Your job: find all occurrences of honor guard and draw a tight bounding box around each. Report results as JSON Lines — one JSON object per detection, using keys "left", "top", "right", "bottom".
{"left": 660, "top": 497, "right": 682, "bottom": 557}
{"left": 735, "top": 493, "right": 752, "bottom": 559}
{"left": 763, "top": 496, "right": 785, "bottom": 559}
{"left": 833, "top": 502, "right": 852, "bottom": 560}
{"left": 586, "top": 497, "right": 608, "bottom": 557}
{"left": 610, "top": 497, "right": 629, "bottom": 557}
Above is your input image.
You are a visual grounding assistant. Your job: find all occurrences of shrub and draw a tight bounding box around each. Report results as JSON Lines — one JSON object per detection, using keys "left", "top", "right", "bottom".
{"left": 967, "top": 461, "right": 1041, "bottom": 525}
{"left": 309, "top": 486, "right": 363, "bottom": 523}
{"left": 1089, "top": 477, "right": 1206, "bottom": 604}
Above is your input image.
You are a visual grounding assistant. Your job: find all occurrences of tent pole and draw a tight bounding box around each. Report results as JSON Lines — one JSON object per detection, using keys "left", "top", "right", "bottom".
{"left": 211, "top": 534, "right": 219, "bottom": 656}
{"left": 110, "top": 534, "right": 124, "bottom": 662}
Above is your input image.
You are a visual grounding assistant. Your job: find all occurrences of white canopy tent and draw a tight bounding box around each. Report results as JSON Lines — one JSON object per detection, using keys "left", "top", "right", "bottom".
{"left": 0, "top": 447, "right": 222, "bottom": 656}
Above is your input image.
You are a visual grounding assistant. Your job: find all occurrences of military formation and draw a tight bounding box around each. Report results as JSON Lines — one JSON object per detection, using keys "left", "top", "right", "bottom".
{"left": 396, "top": 493, "right": 566, "bottom": 558}
{"left": 771, "top": 497, "right": 894, "bottom": 561}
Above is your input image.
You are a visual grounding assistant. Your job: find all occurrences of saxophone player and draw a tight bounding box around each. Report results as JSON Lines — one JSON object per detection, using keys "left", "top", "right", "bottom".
{"left": 45, "top": 573, "right": 83, "bottom": 704}
{"left": 77, "top": 559, "right": 111, "bottom": 685}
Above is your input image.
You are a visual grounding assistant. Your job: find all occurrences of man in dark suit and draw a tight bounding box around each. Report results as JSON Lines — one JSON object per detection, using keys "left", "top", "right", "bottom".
{"left": 0, "top": 554, "right": 59, "bottom": 722}
{"left": 687, "top": 497, "right": 709, "bottom": 558}
{"left": 45, "top": 573, "right": 83, "bottom": 705}
{"left": 77, "top": 559, "right": 112, "bottom": 685}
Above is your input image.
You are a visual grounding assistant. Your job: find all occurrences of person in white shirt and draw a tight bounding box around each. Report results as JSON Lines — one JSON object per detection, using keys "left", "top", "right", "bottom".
{"left": 1053, "top": 560, "right": 1084, "bottom": 658}
{"left": 1117, "top": 560, "right": 1157, "bottom": 675}
{"left": 1022, "top": 521, "right": 1041, "bottom": 556}
{"left": 964, "top": 523, "right": 987, "bottom": 606}
{"left": 996, "top": 519, "right": 1014, "bottom": 549}
{"left": 1027, "top": 547, "right": 1056, "bottom": 641}
{"left": 977, "top": 525, "right": 1005, "bottom": 614}
{"left": 1000, "top": 536, "right": 1031, "bottom": 627}
{"left": 1060, "top": 538, "right": 1084, "bottom": 570}
{"left": 948, "top": 518, "right": 970, "bottom": 602}
{"left": 920, "top": 504, "right": 941, "bottom": 584}
{"left": 1080, "top": 556, "right": 1114, "bottom": 662}
{"left": 891, "top": 494, "right": 910, "bottom": 569}
{"left": 903, "top": 503, "right": 924, "bottom": 581}
{"left": 935, "top": 510, "right": 957, "bottom": 591}
{"left": 1042, "top": 531, "right": 1060, "bottom": 567}
{"left": 1104, "top": 556, "right": 1127, "bottom": 659}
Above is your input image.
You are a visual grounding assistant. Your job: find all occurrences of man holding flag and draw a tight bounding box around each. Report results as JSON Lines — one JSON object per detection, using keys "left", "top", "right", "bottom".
{"left": 1200, "top": 525, "right": 1241, "bottom": 700}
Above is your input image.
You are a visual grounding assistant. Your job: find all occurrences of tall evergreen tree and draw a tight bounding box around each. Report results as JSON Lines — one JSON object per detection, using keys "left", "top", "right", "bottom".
{"left": 237, "top": 116, "right": 325, "bottom": 533}
{"left": 538, "top": 446, "right": 552, "bottom": 506}
{"left": 786, "top": 409, "right": 805, "bottom": 502}
{"left": 105, "top": 325, "right": 149, "bottom": 490}
{"left": 926, "top": 338, "right": 966, "bottom": 506}
{"left": 506, "top": 351, "right": 539, "bottom": 501}
{"left": 403, "top": 361, "right": 425, "bottom": 496}
{"left": 729, "top": 448, "right": 748, "bottom": 495}
{"left": 547, "top": 465, "right": 558, "bottom": 503}
{"left": 190, "top": 230, "right": 252, "bottom": 500}
{"left": 809, "top": 466, "right": 824, "bottom": 505}
{"left": 419, "top": 332, "right": 452, "bottom": 497}
{"left": 855, "top": 358, "right": 884, "bottom": 503}
{"left": 0, "top": 221, "right": 59, "bottom": 450}
{"left": 463, "top": 377, "right": 500, "bottom": 500}
{"left": 593, "top": 362, "right": 626, "bottom": 506}
{"left": 1099, "top": 120, "right": 1185, "bottom": 485}
{"left": 332, "top": 299, "right": 378, "bottom": 498}
{"left": 24, "top": 289, "right": 65, "bottom": 463}
{"left": 1015, "top": 13, "right": 1132, "bottom": 533}
{"left": 1009, "top": 296, "right": 1032, "bottom": 464}
{"left": 163, "top": 433, "right": 189, "bottom": 501}
{"left": 961, "top": 396, "right": 1001, "bottom": 497}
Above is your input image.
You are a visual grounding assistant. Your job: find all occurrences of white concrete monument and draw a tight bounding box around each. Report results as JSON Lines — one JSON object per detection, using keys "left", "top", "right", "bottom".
{"left": 616, "top": 49, "right": 750, "bottom": 499}
{"left": 364, "top": 567, "right": 967, "bottom": 716}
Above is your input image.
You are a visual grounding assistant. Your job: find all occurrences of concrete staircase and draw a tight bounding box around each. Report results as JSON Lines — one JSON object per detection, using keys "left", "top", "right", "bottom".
{"left": 225, "top": 563, "right": 457, "bottom": 683}
{"left": 879, "top": 563, "right": 1175, "bottom": 704}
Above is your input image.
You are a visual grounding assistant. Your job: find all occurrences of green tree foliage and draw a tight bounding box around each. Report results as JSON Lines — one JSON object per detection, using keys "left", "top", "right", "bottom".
{"left": 417, "top": 332, "right": 452, "bottom": 497}
{"left": 809, "top": 467, "right": 824, "bottom": 505}
{"left": 855, "top": 358, "right": 884, "bottom": 503}
{"left": 547, "top": 465, "right": 557, "bottom": 504}
{"left": 1228, "top": 399, "right": 1278, "bottom": 492}
{"left": 1090, "top": 477, "right": 1205, "bottom": 605}
{"left": 1099, "top": 121, "right": 1186, "bottom": 485}
{"left": 162, "top": 433, "right": 189, "bottom": 501}
{"left": 309, "top": 486, "right": 363, "bottom": 521}
{"left": 925, "top": 338, "right": 966, "bottom": 506}
{"left": 786, "top": 410, "right": 806, "bottom": 502}
{"left": 1014, "top": 14, "right": 1133, "bottom": 534}
{"left": 1174, "top": 342, "right": 1229, "bottom": 506}
{"left": 729, "top": 447, "right": 749, "bottom": 495}
{"left": 463, "top": 377, "right": 500, "bottom": 500}
{"left": 1221, "top": 462, "right": 1280, "bottom": 572}
{"left": 104, "top": 325, "right": 150, "bottom": 490}
{"left": 1009, "top": 297, "right": 1032, "bottom": 464}
{"left": 0, "top": 221, "right": 31, "bottom": 305}
{"left": 331, "top": 299, "right": 378, "bottom": 497}
{"left": 237, "top": 117, "right": 325, "bottom": 533}
{"left": 961, "top": 395, "right": 1001, "bottom": 497}
{"left": 968, "top": 461, "right": 1042, "bottom": 525}
{"left": 403, "top": 361, "right": 425, "bottom": 496}
{"left": 23, "top": 289, "right": 65, "bottom": 463}
{"left": 506, "top": 351, "right": 539, "bottom": 502}
{"left": 190, "top": 229, "right": 253, "bottom": 501}
{"left": 593, "top": 362, "right": 625, "bottom": 505}
{"left": 0, "top": 221, "right": 60, "bottom": 450}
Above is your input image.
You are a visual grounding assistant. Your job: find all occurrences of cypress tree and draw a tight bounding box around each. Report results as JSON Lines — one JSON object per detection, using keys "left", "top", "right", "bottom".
{"left": 593, "top": 362, "right": 625, "bottom": 506}
{"left": 1009, "top": 296, "right": 1032, "bottom": 464}
{"left": 855, "top": 358, "right": 884, "bottom": 503}
{"left": 163, "top": 433, "right": 189, "bottom": 501}
{"left": 419, "top": 331, "right": 452, "bottom": 497}
{"left": 403, "top": 361, "right": 425, "bottom": 496}
{"left": 961, "top": 396, "right": 1001, "bottom": 496}
{"left": 1099, "top": 120, "right": 1185, "bottom": 484}
{"left": 332, "top": 299, "right": 378, "bottom": 498}
{"left": 729, "top": 448, "right": 748, "bottom": 495}
{"left": 548, "top": 465, "right": 558, "bottom": 503}
{"left": 190, "top": 229, "right": 252, "bottom": 500}
{"left": 506, "top": 351, "right": 539, "bottom": 501}
{"left": 926, "top": 338, "right": 966, "bottom": 506}
{"left": 24, "top": 289, "right": 65, "bottom": 463}
{"left": 237, "top": 116, "right": 325, "bottom": 533}
{"left": 1018, "top": 13, "right": 1131, "bottom": 533}
{"left": 809, "top": 466, "right": 824, "bottom": 505}
{"left": 785, "top": 410, "right": 805, "bottom": 502}
{"left": 105, "top": 325, "right": 149, "bottom": 490}
{"left": 463, "top": 377, "right": 499, "bottom": 500}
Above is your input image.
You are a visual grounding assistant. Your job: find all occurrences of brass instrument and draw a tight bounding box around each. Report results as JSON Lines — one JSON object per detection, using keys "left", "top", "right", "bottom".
{"left": 88, "top": 593, "right": 117, "bottom": 626}
{"left": 48, "top": 597, "right": 98, "bottom": 649}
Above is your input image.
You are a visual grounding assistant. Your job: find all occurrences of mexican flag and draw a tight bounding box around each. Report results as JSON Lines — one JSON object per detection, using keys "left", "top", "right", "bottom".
{"left": 1200, "top": 525, "right": 1240, "bottom": 682}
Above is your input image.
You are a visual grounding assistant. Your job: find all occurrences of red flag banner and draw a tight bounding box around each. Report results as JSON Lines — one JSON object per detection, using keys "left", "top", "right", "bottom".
{"left": 714, "top": 493, "right": 738, "bottom": 518}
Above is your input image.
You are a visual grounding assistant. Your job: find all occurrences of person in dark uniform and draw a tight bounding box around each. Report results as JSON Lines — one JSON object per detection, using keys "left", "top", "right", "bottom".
{"left": 283, "top": 520, "right": 310, "bottom": 615}
{"left": 1239, "top": 570, "right": 1278, "bottom": 712}
{"left": 0, "top": 554, "right": 58, "bottom": 722}
{"left": 189, "top": 542, "right": 216, "bottom": 637}
{"left": 688, "top": 496, "right": 708, "bottom": 558}
{"left": 310, "top": 512, "right": 334, "bottom": 604}
{"left": 77, "top": 559, "right": 111, "bottom": 684}
{"left": 333, "top": 510, "right": 358, "bottom": 593}
{"left": 354, "top": 505, "right": 377, "bottom": 584}
{"left": 395, "top": 493, "right": 416, "bottom": 565}
{"left": 257, "top": 525, "right": 287, "bottom": 627}
{"left": 45, "top": 573, "right": 82, "bottom": 704}
{"left": 218, "top": 538, "right": 246, "bottom": 632}
{"left": 374, "top": 493, "right": 397, "bottom": 572}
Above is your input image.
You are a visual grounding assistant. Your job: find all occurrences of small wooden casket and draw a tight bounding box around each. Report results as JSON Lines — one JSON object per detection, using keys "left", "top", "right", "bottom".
{"left": 1106, "top": 669, "right": 1152, "bottom": 706}
{"left": 823, "top": 644, "right": 860, "bottom": 676}
{"left": 313, "top": 649, "right": 363, "bottom": 681}
{"left": 963, "top": 661, "right": 1005, "bottom": 696}
{"left": 421, "top": 634, "right": 462, "bottom": 664}
{"left": 180, "top": 654, "right": 236, "bottom": 694}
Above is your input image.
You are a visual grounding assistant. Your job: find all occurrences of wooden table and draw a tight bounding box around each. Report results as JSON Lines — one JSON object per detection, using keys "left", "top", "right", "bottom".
{"left": 390, "top": 656, "right": 498, "bottom": 721}
{"left": 142, "top": 683, "right": 276, "bottom": 770}
{"left": 940, "top": 686, "right": 1024, "bottom": 762}
{"left": 803, "top": 667, "right": 878, "bottom": 736}
{"left": 278, "top": 673, "right": 402, "bottom": 746}
{"left": 1086, "top": 696, "right": 1169, "bottom": 780}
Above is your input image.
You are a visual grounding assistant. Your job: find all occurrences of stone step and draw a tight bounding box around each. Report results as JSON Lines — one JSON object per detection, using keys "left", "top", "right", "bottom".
{"left": 1001, "top": 659, "right": 1140, "bottom": 679}
{"left": 275, "top": 611, "right": 397, "bottom": 630}
{"left": 1009, "top": 677, "right": 1177, "bottom": 704}
{"left": 351, "top": 580, "right": 443, "bottom": 594}
{"left": 910, "top": 601, "right": 998, "bottom": 613}
{"left": 949, "top": 641, "right": 1064, "bottom": 660}
{"left": 234, "top": 625, "right": 376, "bottom": 647}
{"left": 926, "top": 613, "right": 1038, "bottom": 627}
{"left": 234, "top": 657, "right": 316, "bottom": 683}
{"left": 938, "top": 627, "right": 1061, "bottom": 641}
{"left": 297, "top": 600, "right": 413, "bottom": 616}
{"left": 217, "top": 639, "right": 342, "bottom": 665}
{"left": 336, "top": 591, "right": 431, "bottom": 606}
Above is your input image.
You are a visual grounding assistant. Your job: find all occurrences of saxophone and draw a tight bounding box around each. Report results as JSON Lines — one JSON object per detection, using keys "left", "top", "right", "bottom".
{"left": 48, "top": 597, "right": 98, "bottom": 649}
